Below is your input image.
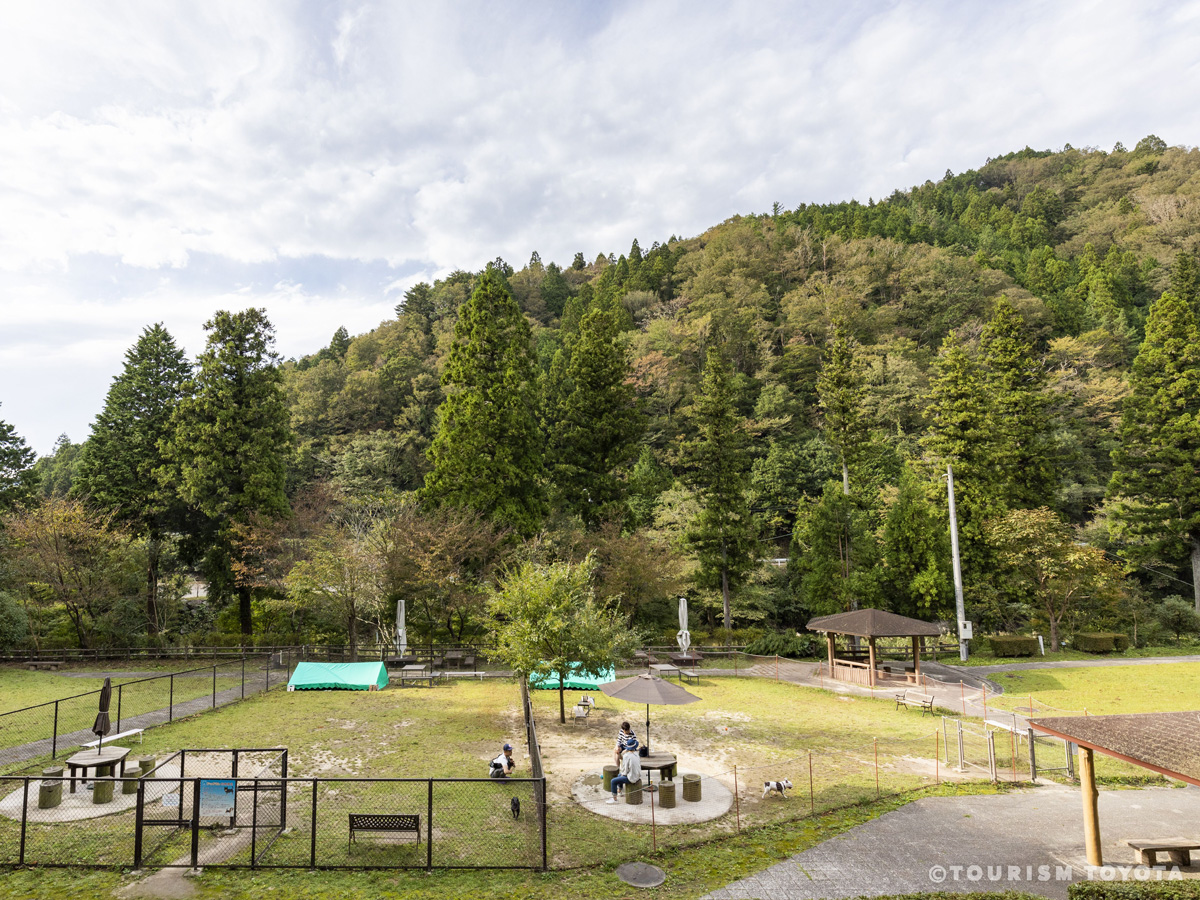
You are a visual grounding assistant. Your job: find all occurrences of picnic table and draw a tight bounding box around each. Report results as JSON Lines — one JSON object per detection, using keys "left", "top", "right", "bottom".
{"left": 65, "top": 746, "right": 132, "bottom": 794}
{"left": 669, "top": 652, "right": 704, "bottom": 669}
{"left": 649, "top": 663, "right": 679, "bottom": 681}
{"left": 384, "top": 656, "right": 419, "bottom": 669}
{"left": 399, "top": 663, "right": 434, "bottom": 687}
{"left": 639, "top": 752, "right": 678, "bottom": 782}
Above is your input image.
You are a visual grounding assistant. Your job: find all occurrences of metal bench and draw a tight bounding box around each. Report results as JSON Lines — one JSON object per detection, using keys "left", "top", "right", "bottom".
{"left": 895, "top": 690, "right": 935, "bottom": 715}
{"left": 349, "top": 813, "right": 421, "bottom": 849}
{"left": 82, "top": 728, "right": 144, "bottom": 749}
{"left": 572, "top": 704, "right": 591, "bottom": 725}
{"left": 679, "top": 669, "right": 700, "bottom": 686}
{"left": 1126, "top": 838, "right": 1200, "bottom": 866}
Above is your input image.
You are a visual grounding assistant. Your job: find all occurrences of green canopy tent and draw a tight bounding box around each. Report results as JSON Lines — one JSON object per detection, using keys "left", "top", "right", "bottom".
{"left": 528, "top": 665, "right": 616, "bottom": 691}
{"left": 287, "top": 661, "right": 389, "bottom": 691}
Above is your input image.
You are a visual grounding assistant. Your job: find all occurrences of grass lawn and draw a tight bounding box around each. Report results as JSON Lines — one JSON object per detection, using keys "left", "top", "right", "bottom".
{"left": 949, "top": 645, "right": 1200, "bottom": 667}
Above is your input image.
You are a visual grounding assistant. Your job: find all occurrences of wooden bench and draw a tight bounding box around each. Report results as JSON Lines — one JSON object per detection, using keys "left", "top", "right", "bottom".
{"left": 679, "top": 669, "right": 700, "bottom": 686}
{"left": 1126, "top": 838, "right": 1200, "bottom": 866}
{"left": 25, "top": 660, "right": 64, "bottom": 671}
{"left": 572, "top": 704, "right": 591, "bottom": 724}
{"left": 349, "top": 813, "right": 421, "bottom": 849}
{"left": 895, "top": 690, "right": 935, "bottom": 715}
{"left": 82, "top": 728, "right": 145, "bottom": 749}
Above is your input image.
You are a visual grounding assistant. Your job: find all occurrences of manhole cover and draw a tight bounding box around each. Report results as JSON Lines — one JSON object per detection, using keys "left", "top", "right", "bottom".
{"left": 616, "top": 861, "right": 665, "bottom": 888}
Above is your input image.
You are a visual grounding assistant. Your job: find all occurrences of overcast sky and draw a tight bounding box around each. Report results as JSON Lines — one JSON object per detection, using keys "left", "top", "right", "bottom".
{"left": 2, "top": 0, "right": 1198, "bottom": 455}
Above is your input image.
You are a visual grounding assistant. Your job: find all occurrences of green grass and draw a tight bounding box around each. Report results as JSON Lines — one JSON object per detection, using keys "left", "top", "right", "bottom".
{"left": 987, "top": 662, "right": 1200, "bottom": 716}
{"left": 950, "top": 645, "right": 1200, "bottom": 667}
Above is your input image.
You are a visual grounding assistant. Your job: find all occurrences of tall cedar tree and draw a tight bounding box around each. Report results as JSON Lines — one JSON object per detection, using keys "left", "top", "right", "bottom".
{"left": 979, "top": 298, "right": 1054, "bottom": 507}
{"left": 1110, "top": 292, "right": 1200, "bottom": 612}
{"left": 790, "top": 479, "right": 880, "bottom": 616}
{"left": 683, "top": 344, "right": 755, "bottom": 631}
{"left": 881, "top": 465, "right": 951, "bottom": 620}
{"left": 816, "top": 319, "right": 868, "bottom": 494}
{"left": 160, "top": 309, "right": 291, "bottom": 635}
{"left": 0, "top": 407, "right": 38, "bottom": 512}
{"left": 74, "top": 324, "right": 193, "bottom": 634}
{"left": 548, "top": 303, "right": 643, "bottom": 525}
{"left": 422, "top": 267, "right": 546, "bottom": 537}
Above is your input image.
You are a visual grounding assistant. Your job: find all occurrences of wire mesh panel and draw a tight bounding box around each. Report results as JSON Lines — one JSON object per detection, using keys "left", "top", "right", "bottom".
{"left": 431, "top": 778, "right": 542, "bottom": 869}
{"left": 0, "top": 774, "right": 137, "bottom": 867}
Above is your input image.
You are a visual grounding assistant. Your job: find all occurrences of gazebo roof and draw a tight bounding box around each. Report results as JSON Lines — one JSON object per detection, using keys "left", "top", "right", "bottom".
{"left": 1031, "top": 712, "right": 1200, "bottom": 786}
{"left": 806, "top": 608, "right": 942, "bottom": 638}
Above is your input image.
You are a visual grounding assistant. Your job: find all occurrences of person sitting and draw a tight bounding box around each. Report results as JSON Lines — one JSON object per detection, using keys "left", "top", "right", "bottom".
{"left": 614, "top": 721, "right": 637, "bottom": 765}
{"left": 489, "top": 743, "right": 515, "bottom": 778}
{"left": 608, "top": 741, "right": 642, "bottom": 804}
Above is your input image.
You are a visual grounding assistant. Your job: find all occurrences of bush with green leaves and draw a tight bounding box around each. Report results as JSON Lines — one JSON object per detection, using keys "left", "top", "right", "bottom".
{"left": 1072, "top": 632, "right": 1131, "bottom": 653}
{"left": 0, "top": 590, "right": 29, "bottom": 650}
{"left": 744, "top": 632, "right": 819, "bottom": 659}
{"left": 1155, "top": 596, "right": 1200, "bottom": 643}
{"left": 988, "top": 635, "right": 1040, "bottom": 657}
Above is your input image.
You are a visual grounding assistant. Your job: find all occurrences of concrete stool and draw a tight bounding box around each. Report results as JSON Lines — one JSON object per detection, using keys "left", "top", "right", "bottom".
{"left": 682, "top": 773, "right": 702, "bottom": 802}
{"left": 658, "top": 780, "right": 676, "bottom": 808}
{"left": 137, "top": 756, "right": 157, "bottom": 778}
{"left": 92, "top": 764, "right": 114, "bottom": 804}
{"left": 625, "top": 780, "right": 643, "bottom": 805}
{"left": 122, "top": 774, "right": 141, "bottom": 795}
{"left": 38, "top": 766, "right": 64, "bottom": 809}
{"left": 602, "top": 765, "right": 618, "bottom": 792}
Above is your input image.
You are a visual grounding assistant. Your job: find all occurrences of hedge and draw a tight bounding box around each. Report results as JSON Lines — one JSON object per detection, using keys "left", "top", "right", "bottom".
{"left": 1073, "top": 632, "right": 1131, "bottom": 653}
{"left": 989, "top": 635, "right": 1040, "bottom": 657}
{"left": 1070, "top": 881, "right": 1200, "bottom": 900}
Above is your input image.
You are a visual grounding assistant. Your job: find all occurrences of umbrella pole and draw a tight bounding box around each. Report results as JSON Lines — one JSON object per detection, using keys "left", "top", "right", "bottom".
{"left": 646, "top": 704, "right": 651, "bottom": 751}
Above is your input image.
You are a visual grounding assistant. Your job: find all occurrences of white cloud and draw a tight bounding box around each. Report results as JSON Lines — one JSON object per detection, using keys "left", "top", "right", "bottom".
{"left": 1, "top": 0, "right": 1199, "bottom": 451}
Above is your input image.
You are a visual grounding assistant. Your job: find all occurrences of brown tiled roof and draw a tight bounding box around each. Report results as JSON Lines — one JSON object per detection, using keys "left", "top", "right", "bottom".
{"left": 805, "top": 608, "right": 942, "bottom": 638}
{"left": 1031, "top": 712, "right": 1200, "bottom": 786}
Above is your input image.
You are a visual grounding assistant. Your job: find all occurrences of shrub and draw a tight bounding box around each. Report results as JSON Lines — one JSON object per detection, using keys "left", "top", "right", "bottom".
{"left": 988, "top": 635, "right": 1040, "bottom": 657}
{"left": 1155, "top": 596, "right": 1200, "bottom": 643}
{"left": 0, "top": 591, "right": 29, "bottom": 650}
{"left": 744, "top": 632, "right": 819, "bottom": 659}
{"left": 1071, "top": 881, "right": 1200, "bottom": 900}
{"left": 1073, "top": 632, "right": 1131, "bottom": 653}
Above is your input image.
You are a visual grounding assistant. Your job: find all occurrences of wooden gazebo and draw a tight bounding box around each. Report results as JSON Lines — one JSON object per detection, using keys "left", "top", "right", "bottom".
{"left": 807, "top": 609, "right": 942, "bottom": 688}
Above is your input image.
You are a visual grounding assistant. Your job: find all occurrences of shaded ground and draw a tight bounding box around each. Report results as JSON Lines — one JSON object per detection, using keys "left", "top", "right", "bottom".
{"left": 706, "top": 783, "right": 1200, "bottom": 900}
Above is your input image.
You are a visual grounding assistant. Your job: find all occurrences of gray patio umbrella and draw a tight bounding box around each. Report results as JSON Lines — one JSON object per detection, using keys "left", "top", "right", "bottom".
{"left": 92, "top": 677, "right": 112, "bottom": 751}
{"left": 600, "top": 673, "right": 699, "bottom": 751}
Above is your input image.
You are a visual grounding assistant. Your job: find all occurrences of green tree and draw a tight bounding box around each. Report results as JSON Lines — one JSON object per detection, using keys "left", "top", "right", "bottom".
{"left": 74, "top": 324, "right": 194, "bottom": 635}
{"left": 488, "top": 553, "right": 637, "bottom": 723}
{"left": 0, "top": 591, "right": 28, "bottom": 650}
{"left": 422, "top": 267, "right": 546, "bottom": 537}
{"left": 988, "top": 507, "right": 1124, "bottom": 650}
{"left": 790, "top": 480, "right": 881, "bottom": 616}
{"left": 32, "top": 434, "right": 82, "bottom": 498}
{"left": 816, "top": 318, "right": 869, "bottom": 494}
{"left": 0, "top": 407, "right": 38, "bottom": 512}
{"left": 1109, "top": 292, "right": 1200, "bottom": 612}
{"left": 1154, "top": 597, "right": 1200, "bottom": 643}
{"left": 881, "top": 466, "right": 952, "bottom": 620}
{"left": 547, "top": 303, "right": 643, "bottom": 525}
{"left": 682, "top": 344, "right": 756, "bottom": 632}
{"left": 160, "top": 309, "right": 292, "bottom": 636}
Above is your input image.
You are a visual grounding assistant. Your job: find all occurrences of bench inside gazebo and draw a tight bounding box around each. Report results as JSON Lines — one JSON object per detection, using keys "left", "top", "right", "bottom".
{"left": 807, "top": 609, "right": 943, "bottom": 688}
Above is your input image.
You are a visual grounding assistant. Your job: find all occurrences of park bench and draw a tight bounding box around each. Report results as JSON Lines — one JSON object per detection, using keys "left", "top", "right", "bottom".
{"left": 82, "top": 728, "right": 144, "bottom": 749}
{"left": 572, "top": 704, "right": 591, "bottom": 725}
{"left": 25, "top": 660, "right": 64, "bottom": 671}
{"left": 349, "top": 813, "right": 421, "bottom": 849}
{"left": 1125, "top": 838, "right": 1200, "bottom": 866}
{"left": 679, "top": 669, "right": 700, "bottom": 686}
{"left": 895, "top": 690, "right": 935, "bottom": 715}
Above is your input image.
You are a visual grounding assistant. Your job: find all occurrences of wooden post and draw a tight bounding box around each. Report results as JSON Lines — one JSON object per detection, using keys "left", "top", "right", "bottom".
{"left": 1079, "top": 746, "right": 1102, "bottom": 866}
{"left": 912, "top": 636, "right": 921, "bottom": 683}
{"left": 867, "top": 637, "right": 877, "bottom": 687}
{"left": 826, "top": 634, "right": 835, "bottom": 681}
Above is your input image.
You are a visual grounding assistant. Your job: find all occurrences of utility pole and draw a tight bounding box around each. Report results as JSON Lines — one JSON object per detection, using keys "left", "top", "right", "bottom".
{"left": 946, "top": 465, "right": 968, "bottom": 662}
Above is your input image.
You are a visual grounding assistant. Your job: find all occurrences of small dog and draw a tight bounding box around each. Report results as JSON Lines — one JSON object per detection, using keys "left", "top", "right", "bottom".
{"left": 762, "top": 779, "right": 792, "bottom": 799}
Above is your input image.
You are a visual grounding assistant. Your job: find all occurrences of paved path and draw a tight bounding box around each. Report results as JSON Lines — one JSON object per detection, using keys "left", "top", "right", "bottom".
{"left": 705, "top": 784, "right": 1200, "bottom": 900}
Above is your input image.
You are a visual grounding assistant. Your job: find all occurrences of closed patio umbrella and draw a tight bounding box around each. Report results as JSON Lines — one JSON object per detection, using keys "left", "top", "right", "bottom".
{"left": 600, "top": 673, "right": 699, "bottom": 751}
{"left": 676, "top": 596, "right": 691, "bottom": 656}
{"left": 92, "top": 677, "right": 112, "bottom": 751}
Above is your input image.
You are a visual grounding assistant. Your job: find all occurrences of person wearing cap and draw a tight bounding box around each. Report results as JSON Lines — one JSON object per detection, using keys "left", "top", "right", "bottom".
{"left": 490, "top": 743, "right": 515, "bottom": 778}
{"left": 608, "top": 739, "right": 642, "bottom": 803}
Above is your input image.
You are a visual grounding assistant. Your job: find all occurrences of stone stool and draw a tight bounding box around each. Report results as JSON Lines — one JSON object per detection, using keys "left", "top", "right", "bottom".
{"left": 625, "top": 780, "right": 643, "bottom": 805}
{"left": 122, "top": 773, "right": 141, "bottom": 795}
{"left": 137, "top": 756, "right": 157, "bottom": 778}
{"left": 602, "top": 765, "right": 618, "bottom": 792}
{"left": 658, "top": 780, "right": 676, "bottom": 808}
{"left": 682, "top": 773, "right": 702, "bottom": 802}
{"left": 38, "top": 766, "right": 64, "bottom": 809}
{"left": 92, "top": 763, "right": 114, "bottom": 804}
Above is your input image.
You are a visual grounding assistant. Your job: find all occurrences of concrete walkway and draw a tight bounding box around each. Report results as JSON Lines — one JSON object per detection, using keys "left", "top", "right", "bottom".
{"left": 705, "top": 784, "right": 1200, "bottom": 900}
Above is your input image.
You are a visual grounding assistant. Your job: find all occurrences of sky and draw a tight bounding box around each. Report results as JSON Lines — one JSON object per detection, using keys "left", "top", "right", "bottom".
{"left": 2, "top": 0, "right": 1199, "bottom": 455}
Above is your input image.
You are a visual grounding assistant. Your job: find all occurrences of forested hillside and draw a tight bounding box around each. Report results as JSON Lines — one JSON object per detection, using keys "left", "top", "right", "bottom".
{"left": 5, "top": 138, "right": 1200, "bottom": 653}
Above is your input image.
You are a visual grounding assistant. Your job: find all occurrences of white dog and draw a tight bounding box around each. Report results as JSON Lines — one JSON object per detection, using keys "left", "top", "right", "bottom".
{"left": 762, "top": 779, "right": 792, "bottom": 799}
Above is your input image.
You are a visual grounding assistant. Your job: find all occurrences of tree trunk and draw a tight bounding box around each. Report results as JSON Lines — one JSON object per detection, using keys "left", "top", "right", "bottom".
{"left": 842, "top": 460, "right": 849, "bottom": 496}
{"left": 721, "top": 541, "right": 731, "bottom": 634}
{"left": 558, "top": 672, "right": 567, "bottom": 724}
{"left": 1049, "top": 617, "right": 1059, "bottom": 653}
{"left": 238, "top": 584, "right": 253, "bottom": 636}
{"left": 146, "top": 535, "right": 160, "bottom": 637}
{"left": 1192, "top": 539, "right": 1200, "bottom": 614}
{"left": 348, "top": 614, "right": 358, "bottom": 662}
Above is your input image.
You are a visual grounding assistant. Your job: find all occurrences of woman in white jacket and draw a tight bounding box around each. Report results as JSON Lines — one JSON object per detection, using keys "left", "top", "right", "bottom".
{"left": 608, "top": 742, "right": 642, "bottom": 803}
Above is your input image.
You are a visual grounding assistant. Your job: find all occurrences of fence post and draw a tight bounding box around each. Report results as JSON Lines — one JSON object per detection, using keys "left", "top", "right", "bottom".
{"left": 1066, "top": 741, "right": 1076, "bottom": 779}
{"left": 649, "top": 778, "right": 656, "bottom": 852}
{"left": 426, "top": 779, "right": 433, "bottom": 871}
{"left": 18, "top": 778, "right": 29, "bottom": 865}
{"left": 874, "top": 738, "right": 879, "bottom": 797}
{"left": 808, "top": 750, "right": 814, "bottom": 813}
{"left": 733, "top": 765, "right": 740, "bottom": 831}
{"left": 251, "top": 778, "right": 259, "bottom": 868}
{"left": 241, "top": 657, "right": 246, "bottom": 700}
{"left": 169, "top": 674, "right": 175, "bottom": 723}
{"left": 956, "top": 720, "right": 965, "bottom": 771}
{"left": 280, "top": 750, "right": 289, "bottom": 828}
{"left": 190, "top": 778, "right": 201, "bottom": 868}
{"left": 212, "top": 666, "right": 217, "bottom": 709}
{"left": 117, "top": 684, "right": 123, "bottom": 732}
{"left": 935, "top": 731, "right": 940, "bottom": 784}
{"left": 310, "top": 780, "right": 318, "bottom": 868}
{"left": 52, "top": 700, "right": 59, "bottom": 759}
{"left": 134, "top": 779, "right": 145, "bottom": 868}
{"left": 1027, "top": 727, "right": 1037, "bottom": 781}
{"left": 986, "top": 732, "right": 997, "bottom": 782}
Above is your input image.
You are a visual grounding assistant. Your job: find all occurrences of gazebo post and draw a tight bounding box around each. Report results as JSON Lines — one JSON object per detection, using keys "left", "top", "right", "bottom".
{"left": 867, "top": 637, "right": 876, "bottom": 687}
{"left": 912, "top": 636, "right": 921, "bottom": 683}
{"left": 826, "top": 633, "right": 835, "bottom": 680}
{"left": 1079, "top": 746, "right": 1102, "bottom": 865}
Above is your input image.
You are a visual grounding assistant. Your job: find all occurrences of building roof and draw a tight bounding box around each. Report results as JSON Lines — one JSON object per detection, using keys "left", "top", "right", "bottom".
{"left": 1031, "top": 712, "right": 1200, "bottom": 786}
{"left": 805, "top": 609, "right": 942, "bottom": 638}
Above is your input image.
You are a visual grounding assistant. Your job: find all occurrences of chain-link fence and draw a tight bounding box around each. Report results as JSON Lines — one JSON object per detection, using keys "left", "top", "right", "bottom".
{"left": 0, "top": 654, "right": 294, "bottom": 772}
